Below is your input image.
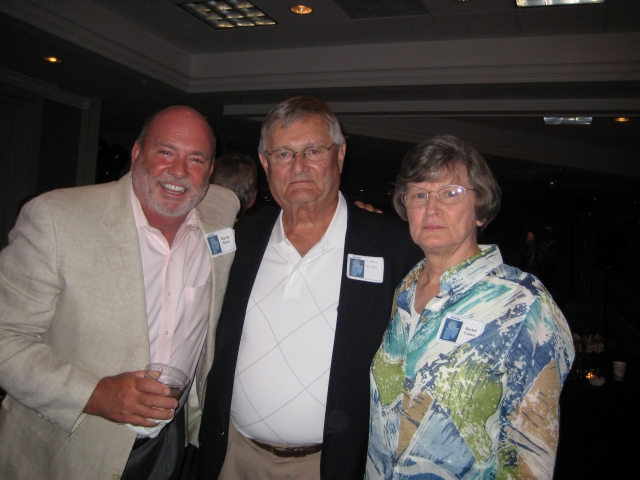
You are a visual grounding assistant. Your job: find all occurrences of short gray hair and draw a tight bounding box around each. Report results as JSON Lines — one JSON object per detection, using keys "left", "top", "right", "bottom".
{"left": 258, "top": 96, "right": 345, "bottom": 154}
{"left": 393, "top": 135, "right": 501, "bottom": 230}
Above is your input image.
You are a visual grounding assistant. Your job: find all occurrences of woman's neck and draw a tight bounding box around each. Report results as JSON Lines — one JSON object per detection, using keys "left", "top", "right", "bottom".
{"left": 414, "top": 243, "right": 481, "bottom": 313}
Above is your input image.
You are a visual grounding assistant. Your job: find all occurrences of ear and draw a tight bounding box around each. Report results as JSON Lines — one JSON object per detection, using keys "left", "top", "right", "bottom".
{"left": 207, "top": 159, "right": 215, "bottom": 179}
{"left": 476, "top": 219, "right": 486, "bottom": 228}
{"left": 337, "top": 143, "right": 346, "bottom": 173}
{"left": 258, "top": 153, "right": 269, "bottom": 177}
{"left": 131, "top": 140, "right": 141, "bottom": 166}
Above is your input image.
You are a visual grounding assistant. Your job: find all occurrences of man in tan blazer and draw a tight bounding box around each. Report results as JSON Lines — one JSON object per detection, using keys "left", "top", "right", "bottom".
{"left": 0, "top": 106, "right": 239, "bottom": 479}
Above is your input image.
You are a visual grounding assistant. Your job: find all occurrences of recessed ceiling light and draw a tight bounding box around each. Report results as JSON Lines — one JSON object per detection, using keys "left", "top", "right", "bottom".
{"left": 516, "top": 0, "right": 604, "bottom": 7}
{"left": 544, "top": 117, "right": 593, "bottom": 125}
{"left": 615, "top": 117, "right": 630, "bottom": 122}
{"left": 44, "top": 56, "right": 61, "bottom": 63}
{"left": 291, "top": 5, "right": 313, "bottom": 14}
{"left": 180, "top": 1, "right": 276, "bottom": 29}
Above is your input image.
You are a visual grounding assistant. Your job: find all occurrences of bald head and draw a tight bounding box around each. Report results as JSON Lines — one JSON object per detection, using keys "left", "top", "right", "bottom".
{"left": 137, "top": 106, "right": 215, "bottom": 163}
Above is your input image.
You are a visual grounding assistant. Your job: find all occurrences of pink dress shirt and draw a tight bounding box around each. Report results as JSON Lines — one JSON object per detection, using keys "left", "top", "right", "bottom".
{"left": 131, "top": 188, "right": 211, "bottom": 385}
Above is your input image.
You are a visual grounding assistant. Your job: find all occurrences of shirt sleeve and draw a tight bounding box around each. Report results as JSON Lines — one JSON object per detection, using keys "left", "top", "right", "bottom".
{"left": 497, "top": 296, "right": 574, "bottom": 479}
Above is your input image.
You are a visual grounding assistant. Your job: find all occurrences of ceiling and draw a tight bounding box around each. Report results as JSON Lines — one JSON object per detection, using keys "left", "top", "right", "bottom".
{"left": 1, "top": 0, "right": 639, "bottom": 193}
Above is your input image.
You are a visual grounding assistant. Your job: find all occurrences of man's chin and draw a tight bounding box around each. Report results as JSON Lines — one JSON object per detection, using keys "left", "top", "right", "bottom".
{"left": 155, "top": 192, "right": 208, "bottom": 217}
{"left": 153, "top": 199, "right": 195, "bottom": 218}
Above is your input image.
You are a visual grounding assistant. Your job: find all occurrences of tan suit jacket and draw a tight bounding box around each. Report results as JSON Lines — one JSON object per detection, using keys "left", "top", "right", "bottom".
{"left": 0, "top": 173, "right": 239, "bottom": 480}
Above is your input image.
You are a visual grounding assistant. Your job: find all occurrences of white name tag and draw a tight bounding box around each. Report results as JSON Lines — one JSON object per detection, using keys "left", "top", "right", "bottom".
{"left": 346, "top": 254, "right": 384, "bottom": 283}
{"left": 436, "top": 313, "right": 485, "bottom": 345}
{"left": 204, "top": 228, "right": 236, "bottom": 258}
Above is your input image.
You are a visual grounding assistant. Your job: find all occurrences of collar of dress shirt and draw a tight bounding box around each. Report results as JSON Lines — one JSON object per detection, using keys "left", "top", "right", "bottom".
{"left": 439, "top": 244, "right": 503, "bottom": 296}
{"left": 270, "top": 191, "right": 348, "bottom": 252}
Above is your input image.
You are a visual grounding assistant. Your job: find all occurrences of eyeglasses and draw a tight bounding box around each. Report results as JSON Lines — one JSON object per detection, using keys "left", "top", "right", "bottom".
{"left": 401, "top": 185, "right": 476, "bottom": 208}
{"left": 264, "top": 144, "right": 335, "bottom": 165}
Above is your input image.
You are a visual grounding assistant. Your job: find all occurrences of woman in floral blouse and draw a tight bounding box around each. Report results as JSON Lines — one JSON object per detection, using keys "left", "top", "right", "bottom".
{"left": 366, "top": 135, "right": 574, "bottom": 480}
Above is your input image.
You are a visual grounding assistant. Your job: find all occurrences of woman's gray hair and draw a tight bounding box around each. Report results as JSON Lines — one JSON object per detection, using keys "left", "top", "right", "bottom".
{"left": 258, "top": 96, "right": 345, "bottom": 154}
{"left": 393, "top": 135, "right": 501, "bottom": 230}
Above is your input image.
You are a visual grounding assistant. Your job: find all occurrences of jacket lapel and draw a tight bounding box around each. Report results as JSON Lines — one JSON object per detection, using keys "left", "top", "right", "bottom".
{"left": 195, "top": 185, "right": 239, "bottom": 399}
{"left": 99, "top": 173, "right": 150, "bottom": 369}
{"left": 326, "top": 203, "right": 382, "bottom": 412}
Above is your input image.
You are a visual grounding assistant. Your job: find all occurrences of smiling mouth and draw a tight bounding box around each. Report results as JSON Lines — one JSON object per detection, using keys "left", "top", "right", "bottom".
{"left": 161, "top": 183, "right": 186, "bottom": 194}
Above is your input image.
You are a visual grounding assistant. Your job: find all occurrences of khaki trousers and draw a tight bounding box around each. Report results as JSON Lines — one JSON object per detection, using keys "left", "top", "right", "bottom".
{"left": 219, "top": 422, "right": 321, "bottom": 480}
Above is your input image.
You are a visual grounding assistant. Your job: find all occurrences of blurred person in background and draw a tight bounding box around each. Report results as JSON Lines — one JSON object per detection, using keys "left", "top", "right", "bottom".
{"left": 211, "top": 152, "right": 258, "bottom": 218}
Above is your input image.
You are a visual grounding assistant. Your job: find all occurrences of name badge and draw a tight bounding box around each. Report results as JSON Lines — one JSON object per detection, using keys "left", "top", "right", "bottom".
{"left": 346, "top": 254, "right": 384, "bottom": 283}
{"left": 436, "top": 313, "right": 485, "bottom": 345}
{"left": 204, "top": 228, "right": 236, "bottom": 258}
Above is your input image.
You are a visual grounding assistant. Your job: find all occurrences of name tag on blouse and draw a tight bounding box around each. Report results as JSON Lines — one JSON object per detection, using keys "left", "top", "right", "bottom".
{"left": 436, "top": 313, "right": 485, "bottom": 345}
{"left": 204, "top": 228, "right": 236, "bottom": 258}
{"left": 346, "top": 254, "right": 384, "bottom": 283}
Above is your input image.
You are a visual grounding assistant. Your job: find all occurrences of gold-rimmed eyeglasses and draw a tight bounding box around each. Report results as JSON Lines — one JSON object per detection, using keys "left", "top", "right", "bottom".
{"left": 401, "top": 185, "right": 476, "bottom": 208}
{"left": 264, "top": 144, "right": 335, "bottom": 165}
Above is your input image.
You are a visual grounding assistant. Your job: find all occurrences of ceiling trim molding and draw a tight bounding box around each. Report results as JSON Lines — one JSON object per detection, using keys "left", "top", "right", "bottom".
{"left": 190, "top": 62, "right": 640, "bottom": 93}
{"left": 191, "top": 33, "right": 640, "bottom": 92}
{"left": 0, "top": 0, "right": 193, "bottom": 91}
{"left": 0, "top": 67, "right": 90, "bottom": 109}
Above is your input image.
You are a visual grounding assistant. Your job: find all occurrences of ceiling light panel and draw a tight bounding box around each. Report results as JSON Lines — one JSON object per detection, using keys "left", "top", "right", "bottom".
{"left": 179, "top": 1, "right": 276, "bottom": 28}
{"left": 516, "top": 0, "right": 605, "bottom": 7}
{"left": 544, "top": 117, "right": 593, "bottom": 125}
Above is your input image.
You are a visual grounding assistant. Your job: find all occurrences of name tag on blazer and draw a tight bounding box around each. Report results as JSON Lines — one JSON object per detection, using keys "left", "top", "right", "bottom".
{"left": 204, "top": 228, "right": 236, "bottom": 258}
{"left": 346, "top": 254, "right": 384, "bottom": 283}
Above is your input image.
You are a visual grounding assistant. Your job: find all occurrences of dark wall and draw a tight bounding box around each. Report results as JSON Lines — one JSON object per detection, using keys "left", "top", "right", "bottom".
{"left": 36, "top": 99, "right": 82, "bottom": 194}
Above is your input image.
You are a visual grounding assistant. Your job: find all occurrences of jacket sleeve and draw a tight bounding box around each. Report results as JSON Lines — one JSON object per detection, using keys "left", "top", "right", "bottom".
{"left": 0, "top": 197, "right": 100, "bottom": 434}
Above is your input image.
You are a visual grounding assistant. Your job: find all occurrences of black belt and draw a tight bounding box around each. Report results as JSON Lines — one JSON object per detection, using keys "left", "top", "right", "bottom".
{"left": 251, "top": 438, "right": 322, "bottom": 458}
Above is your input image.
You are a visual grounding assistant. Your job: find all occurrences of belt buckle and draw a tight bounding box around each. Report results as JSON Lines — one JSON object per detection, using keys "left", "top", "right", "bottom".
{"left": 271, "top": 445, "right": 293, "bottom": 457}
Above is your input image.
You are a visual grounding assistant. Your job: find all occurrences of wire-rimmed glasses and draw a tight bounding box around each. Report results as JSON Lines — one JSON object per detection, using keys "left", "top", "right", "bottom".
{"left": 401, "top": 185, "right": 476, "bottom": 208}
{"left": 264, "top": 144, "right": 336, "bottom": 165}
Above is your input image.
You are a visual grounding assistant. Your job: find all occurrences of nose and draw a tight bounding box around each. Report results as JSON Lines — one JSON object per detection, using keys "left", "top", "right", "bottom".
{"left": 290, "top": 151, "right": 308, "bottom": 174}
{"left": 424, "top": 191, "right": 441, "bottom": 214}
{"left": 168, "top": 155, "right": 187, "bottom": 178}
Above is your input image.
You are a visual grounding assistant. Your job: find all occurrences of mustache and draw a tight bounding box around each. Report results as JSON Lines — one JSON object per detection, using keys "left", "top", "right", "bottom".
{"left": 155, "top": 174, "right": 193, "bottom": 190}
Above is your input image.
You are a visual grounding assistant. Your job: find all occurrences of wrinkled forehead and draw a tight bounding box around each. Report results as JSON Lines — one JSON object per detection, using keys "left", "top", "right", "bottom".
{"left": 146, "top": 109, "right": 214, "bottom": 156}
{"left": 268, "top": 114, "right": 329, "bottom": 141}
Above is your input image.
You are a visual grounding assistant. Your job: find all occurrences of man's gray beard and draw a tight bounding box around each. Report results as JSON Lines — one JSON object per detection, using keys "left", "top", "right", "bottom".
{"left": 131, "top": 160, "right": 209, "bottom": 218}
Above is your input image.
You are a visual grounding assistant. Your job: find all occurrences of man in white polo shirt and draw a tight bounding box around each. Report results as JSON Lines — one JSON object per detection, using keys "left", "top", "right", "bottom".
{"left": 198, "top": 97, "right": 421, "bottom": 479}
